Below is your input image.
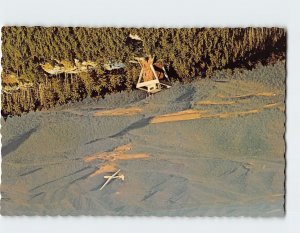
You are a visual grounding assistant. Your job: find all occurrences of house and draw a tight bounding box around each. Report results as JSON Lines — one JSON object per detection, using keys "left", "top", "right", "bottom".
{"left": 135, "top": 56, "right": 171, "bottom": 94}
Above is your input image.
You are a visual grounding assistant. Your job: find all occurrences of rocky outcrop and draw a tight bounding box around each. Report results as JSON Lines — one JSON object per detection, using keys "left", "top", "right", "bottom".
{"left": 40, "top": 59, "right": 97, "bottom": 75}
{"left": 2, "top": 74, "right": 34, "bottom": 93}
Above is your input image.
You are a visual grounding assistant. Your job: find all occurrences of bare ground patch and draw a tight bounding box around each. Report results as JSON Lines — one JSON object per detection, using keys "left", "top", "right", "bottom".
{"left": 92, "top": 107, "right": 142, "bottom": 117}
{"left": 151, "top": 102, "right": 283, "bottom": 124}
{"left": 83, "top": 144, "right": 149, "bottom": 177}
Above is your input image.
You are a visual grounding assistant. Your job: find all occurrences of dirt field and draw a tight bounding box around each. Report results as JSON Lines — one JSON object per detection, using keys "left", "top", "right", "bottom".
{"left": 1, "top": 62, "right": 286, "bottom": 216}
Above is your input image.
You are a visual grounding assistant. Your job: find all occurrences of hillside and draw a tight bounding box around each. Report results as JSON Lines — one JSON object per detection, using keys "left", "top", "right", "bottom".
{"left": 1, "top": 61, "right": 285, "bottom": 216}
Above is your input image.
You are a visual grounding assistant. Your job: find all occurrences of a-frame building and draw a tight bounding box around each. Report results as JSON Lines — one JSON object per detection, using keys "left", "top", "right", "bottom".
{"left": 135, "top": 56, "right": 171, "bottom": 94}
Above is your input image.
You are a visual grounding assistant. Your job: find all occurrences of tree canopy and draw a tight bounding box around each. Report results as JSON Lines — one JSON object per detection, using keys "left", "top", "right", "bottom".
{"left": 1, "top": 27, "right": 286, "bottom": 117}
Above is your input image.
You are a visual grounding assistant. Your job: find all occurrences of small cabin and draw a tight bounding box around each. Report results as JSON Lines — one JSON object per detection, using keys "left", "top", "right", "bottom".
{"left": 135, "top": 56, "right": 171, "bottom": 94}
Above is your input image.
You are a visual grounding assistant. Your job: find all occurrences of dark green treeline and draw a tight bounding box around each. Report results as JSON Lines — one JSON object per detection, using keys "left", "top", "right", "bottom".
{"left": 1, "top": 27, "right": 286, "bottom": 117}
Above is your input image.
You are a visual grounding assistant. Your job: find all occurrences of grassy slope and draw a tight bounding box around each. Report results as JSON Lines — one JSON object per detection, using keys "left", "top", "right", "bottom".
{"left": 1, "top": 61, "right": 285, "bottom": 216}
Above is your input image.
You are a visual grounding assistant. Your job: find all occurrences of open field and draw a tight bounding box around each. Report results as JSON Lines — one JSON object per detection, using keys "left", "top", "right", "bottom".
{"left": 1, "top": 61, "right": 285, "bottom": 216}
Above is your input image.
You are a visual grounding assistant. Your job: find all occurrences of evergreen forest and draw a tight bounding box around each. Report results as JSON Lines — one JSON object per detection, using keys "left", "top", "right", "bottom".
{"left": 1, "top": 27, "right": 286, "bottom": 117}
